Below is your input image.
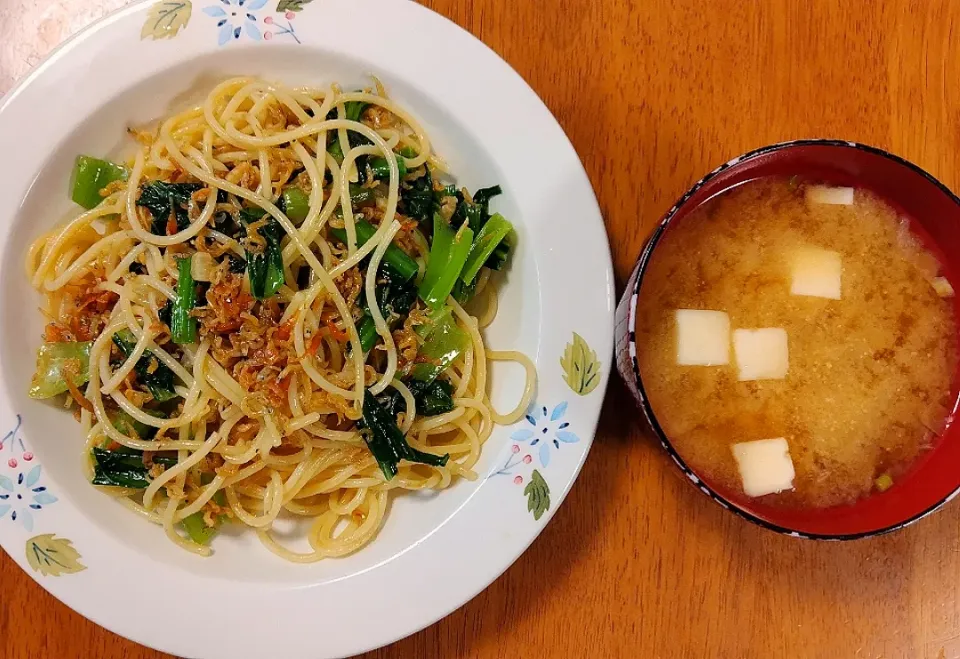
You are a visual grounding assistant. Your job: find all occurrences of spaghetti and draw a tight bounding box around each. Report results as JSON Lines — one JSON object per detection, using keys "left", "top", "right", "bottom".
{"left": 26, "top": 77, "right": 535, "bottom": 561}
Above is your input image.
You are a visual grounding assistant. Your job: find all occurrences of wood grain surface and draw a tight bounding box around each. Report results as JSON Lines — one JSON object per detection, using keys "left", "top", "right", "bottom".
{"left": 2, "top": 1, "right": 959, "bottom": 657}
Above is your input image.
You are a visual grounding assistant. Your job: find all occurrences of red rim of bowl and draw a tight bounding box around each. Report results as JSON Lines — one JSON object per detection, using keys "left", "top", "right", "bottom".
{"left": 614, "top": 139, "right": 960, "bottom": 540}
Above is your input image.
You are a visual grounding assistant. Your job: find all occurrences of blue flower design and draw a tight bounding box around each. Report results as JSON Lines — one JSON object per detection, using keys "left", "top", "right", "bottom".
{"left": 510, "top": 401, "right": 579, "bottom": 467}
{"left": 0, "top": 465, "right": 57, "bottom": 532}
{"left": 203, "top": 0, "right": 268, "bottom": 45}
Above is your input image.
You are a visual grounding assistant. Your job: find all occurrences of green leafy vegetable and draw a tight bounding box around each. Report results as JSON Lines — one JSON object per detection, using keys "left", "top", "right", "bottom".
{"left": 484, "top": 236, "right": 512, "bottom": 272}
{"left": 327, "top": 138, "right": 344, "bottom": 164}
{"left": 472, "top": 185, "right": 502, "bottom": 209}
{"left": 344, "top": 101, "right": 368, "bottom": 122}
{"left": 448, "top": 185, "right": 501, "bottom": 233}
{"left": 152, "top": 454, "right": 180, "bottom": 467}
{"left": 111, "top": 410, "right": 159, "bottom": 441}
{"left": 281, "top": 187, "right": 310, "bottom": 224}
{"left": 225, "top": 253, "right": 246, "bottom": 274}
{"left": 418, "top": 214, "right": 473, "bottom": 309}
{"left": 329, "top": 219, "right": 418, "bottom": 281}
{"left": 213, "top": 209, "right": 242, "bottom": 238}
{"left": 460, "top": 212, "right": 513, "bottom": 285}
{"left": 414, "top": 379, "right": 456, "bottom": 415}
{"left": 70, "top": 156, "right": 128, "bottom": 210}
{"left": 399, "top": 167, "right": 433, "bottom": 226}
{"left": 137, "top": 181, "right": 203, "bottom": 235}
{"left": 28, "top": 342, "right": 92, "bottom": 399}
{"left": 377, "top": 379, "right": 455, "bottom": 418}
{"left": 410, "top": 305, "right": 469, "bottom": 382}
{"left": 450, "top": 194, "right": 482, "bottom": 231}
{"left": 348, "top": 184, "right": 377, "bottom": 208}
{"left": 360, "top": 391, "right": 449, "bottom": 480}
{"left": 452, "top": 277, "right": 478, "bottom": 305}
{"left": 373, "top": 266, "right": 418, "bottom": 319}
{"left": 398, "top": 146, "right": 418, "bottom": 159}
{"left": 356, "top": 316, "right": 379, "bottom": 354}
{"left": 181, "top": 512, "right": 220, "bottom": 545}
{"left": 436, "top": 184, "right": 457, "bottom": 202}
{"left": 171, "top": 256, "right": 198, "bottom": 344}
{"left": 368, "top": 155, "right": 408, "bottom": 181}
{"left": 238, "top": 207, "right": 266, "bottom": 224}
{"left": 447, "top": 185, "right": 510, "bottom": 271}
{"left": 239, "top": 208, "right": 285, "bottom": 299}
{"left": 158, "top": 300, "right": 173, "bottom": 328}
{"left": 325, "top": 100, "right": 368, "bottom": 124}
{"left": 199, "top": 473, "right": 228, "bottom": 509}
{"left": 356, "top": 266, "right": 418, "bottom": 352}
{"left": 91, "top": 448, "right": 151, "bottom": 488}
{"left": 417, "top": 214, "right": 455, "bottom": 300}
{"left": 112, "top": 330, "right": 177, "bottom": 402}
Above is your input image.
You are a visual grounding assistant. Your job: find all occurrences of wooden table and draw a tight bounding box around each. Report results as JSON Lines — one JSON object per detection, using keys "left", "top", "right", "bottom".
{"left": 2, "top": 0, "right": 959, "bottom": 657}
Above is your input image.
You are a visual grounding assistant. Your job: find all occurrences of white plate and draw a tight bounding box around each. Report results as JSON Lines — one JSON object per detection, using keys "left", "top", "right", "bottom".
{"left": 0, "top": 1, "right": 613, "bottom": 656}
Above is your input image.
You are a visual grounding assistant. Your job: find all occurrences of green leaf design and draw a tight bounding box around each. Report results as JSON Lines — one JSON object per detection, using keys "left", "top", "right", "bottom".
{"left": 25, "top": 534, "right": 86, "bottom": 577}
{"left": 523, "top": 470, "right": 550, "bottom": 521}
{"left": 141, "top": 1, "right": 192, "bottom": 40}
{"left": 277, "top": 0, "right": 314, "bottom": 11}
{"left": 560, "top": 332, "right": 601, "bottom": 395}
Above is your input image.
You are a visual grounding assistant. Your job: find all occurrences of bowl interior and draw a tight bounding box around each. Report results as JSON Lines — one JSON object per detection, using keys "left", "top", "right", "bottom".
{"left": 0, "top": 46, "right": 541, "bottom": 580}
{"left": 635, "top": 141, "right": 960, "bottom": 537}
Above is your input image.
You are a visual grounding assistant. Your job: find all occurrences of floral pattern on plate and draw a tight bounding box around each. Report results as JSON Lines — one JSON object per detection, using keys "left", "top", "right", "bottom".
{"left": 0, "top": 416, "right": 57, "bottom": 532}
{"left": 0, "top": 416, "right": 80, "bottom": 576}
{"left": 26, "top": 534, "right": 86, "bottom": 577}
{"left": 141, "top": 0, "right": 314, "bottom": 44}
{"left": 561, "top": 332, "right": 601, "bottom": 396}
{"left": 491, "top": 401, "right": 582, "bottom": 520}
{"left": 141, "top": 1, "right": 193, "bottom": 40}
{"left": 513, "top": 402, "right": 580, "bottom": 468}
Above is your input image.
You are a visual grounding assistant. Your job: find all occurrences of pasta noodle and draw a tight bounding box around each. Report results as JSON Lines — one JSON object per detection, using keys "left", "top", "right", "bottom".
{"left": 26, "top": 77, "right": 536, "bottom": 561}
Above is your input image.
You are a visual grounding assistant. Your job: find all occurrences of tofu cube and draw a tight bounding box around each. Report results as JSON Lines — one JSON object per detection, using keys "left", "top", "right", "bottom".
{"left": 675, "top": 309, "right": 730, "bottom": 366}
{"left": 806, "top": 185, "right": 854, "bottom": 205}
{"left": 733, "top": 328, "right": 789, "bottom": 381}
{"left": 790, "top": 247, "right": 842, "bottom": 300}
{"left": 731, "top": 437, "right": 796, "bottom": 497}
{"left": 932, "top": 276, "right": 955, "bottom": 298}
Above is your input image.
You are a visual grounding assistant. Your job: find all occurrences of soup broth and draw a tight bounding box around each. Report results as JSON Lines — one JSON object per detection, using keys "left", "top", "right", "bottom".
{"left": 636, "top": 177, "right": 958, "bottom": 509}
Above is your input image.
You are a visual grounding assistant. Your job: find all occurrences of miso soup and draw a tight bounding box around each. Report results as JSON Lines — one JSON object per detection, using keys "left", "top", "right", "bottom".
{"left": 636, "top": 177, "right": 958, "bottom": 509}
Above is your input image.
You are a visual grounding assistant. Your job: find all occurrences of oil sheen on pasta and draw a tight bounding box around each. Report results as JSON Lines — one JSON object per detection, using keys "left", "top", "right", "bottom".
{"left": 636, "top": 177, "right": 958, "bottom": 509}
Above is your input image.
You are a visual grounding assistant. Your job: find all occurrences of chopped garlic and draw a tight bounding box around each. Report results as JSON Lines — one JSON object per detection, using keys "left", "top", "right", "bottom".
{"left": 733, "top": 328, "right": 789, "bottom": 381}
{"left": 806, "top": 185, "right": 854, "bottom": 205}
{"left": 675, "top": 309, "right": 730, "bottom": 366}
{"left": 932, "top": 276, "right": 954, "bottom": 298}
{"left": 790, "top": 247, "right": 842, "bottom": 300}
{"left": 731, "top": 438, "right": 795, "bottom": 497}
